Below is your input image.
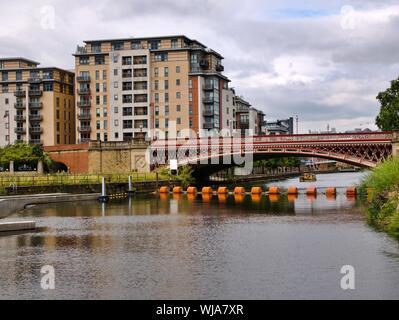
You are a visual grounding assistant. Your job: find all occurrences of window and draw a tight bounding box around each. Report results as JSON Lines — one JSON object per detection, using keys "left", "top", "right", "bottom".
{"left": 103, "top": 95, "right": 107, "bottom": 104}
{"left": 189, "top": 105, "right": 193, "bottom": 115}
{"left": 123, "top": 120, "right": 133, "bottom": 129}
{"left": 115, "top": 132, "right": 119, "bottom": 139}
{"left": 92, "top": 44, "right": 101, "bottom": 53}
{"left": 96, "top": 108, "right": 101, "bottom": 117}
{"left": 176, "top": 92, "right": 181, "bottom": 99}
{"left": 154, "top": 80, "right": 159, "bottom": 90}
{"left": 154, "top": 93, "right": 159, "bottom": 103}
{"left": 154, "top": 67, "right": 159, "bottom": 77}
{"left": 114, "top": 120, "right": 119, "bottom": 126}
{"left": 133, "top": 68, "right": 147, "bottom": 77}
{"left": 5, "top": 98, "right": 9, "bottom": 105}
{"left": 114, "top": 81, "right": 118, "bottom": 88}
{"left": 176, "top": 66, "right": 181, "bottom": 73}
{"left": 155, "top": 52, "right": 168, "bottom": 62}
{"left": 113, "top": 55, "right": 118, "bottom": 64}
{"left": 2, "top": 72, "right": 8, "bottom": 81}
{"left": 96, "top": 83, "right": 100, "bottom": 93}
{"left": 95, "top": 56, "right": 105, "bottom": 65}
{"left": 103, "top": 70, "right": 107, "bottom": 80}
{"left": 43, "top": 83, "right": 53, "bottom": 91}
{"left": 114, "top": 94, "right": 119, "bottom": 101}
{"left": 148, "top": 40, "right": 160, "bottom": 50}
{"left": 155, "top": 119, "right": 159, "bottom": 128}
{"left": 177, "top": 117, "right": 181, "bottom": 125}
{"left": 114, "top": 69, "right": 118, "bottom": 76}
{"left": 79, "top": 57, "right": 89, "bottom": 65}
{"left": 122, "top": 56, "right": 132, "bottom": 65}
{"left": 104, "top": 120, "right": 108, "bottom": 130}
{"left": 112, "top": 42, "right": 124, "bottom": 50}
{"left": 131, "top": 41, "right": 141, "bottom": 49}
{"left": 122, "top": 95, "right": 132, "bottom": 103}
{"left": 114, "top": 106, "right": 118, "bottom": 113}
{"left": 164, "top": 67, "right": 169, "bottom": 77}
{"left": 176, "top": 79, "right": 180, "bottom": 86}
{"left": 123, "top": 107, "right": 133, "bottom": 116}
{"left": 189, "top": 79, "right": 192, "bottom": 88}
{"left": 96, "top": 96, "right": 100, "bottom": 105}
{"left": 165, "top": 105, "right": 169, "bottom": 115}
{"left": 16, "top": 71, "right": 22, "bottom": 81}
{"left": 103, "top": 107, "right": 108, "bottom": 117}
{"left": 164, "top": 80, "right": 169, "bottom": 90}
{"left": 165, "top": 93, "right": 169, "bottom": 103}
{"left": 123, "top": 82, "right": 132, "bottom": 90}
{"left": 134, "top": 94, "right": 147, "bottom": 103}
{"left": 176, "top": 105, "right": 181, "bottom": 112}
{"left": 171, "top": 39, "right": 178, "bottom": 48}
{"left": 96, "top": 121, "right": 101, "bottom": 130}
{"left": 122, "top": 69, "right": 132, "bottom": 78}
{"left": 189, "top": 92, "right": 193, "bottom": 102}
{"left": 165, "top": 118, "right": 169, "bottom": 128}
{"left": 155, "top": 106, "right": 159, "bottom": 116}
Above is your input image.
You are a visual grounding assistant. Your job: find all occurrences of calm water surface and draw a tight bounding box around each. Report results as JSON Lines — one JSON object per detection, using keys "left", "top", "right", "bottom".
{"left": 1, "top": 172, "right": 399, "bottom": 299}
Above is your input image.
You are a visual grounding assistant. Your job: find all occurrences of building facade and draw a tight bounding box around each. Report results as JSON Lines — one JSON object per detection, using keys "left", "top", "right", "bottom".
{"left": 235, "top": 96, "right": 265, "bottom": 136}
{"left": 266, "top": 117, "right": 294, "bottom": 135}
{"left": 0, "top": 58, "right": 75, "bottom": 147}
{"left": 74, "top": 35, "right": 234, "bottom": 142}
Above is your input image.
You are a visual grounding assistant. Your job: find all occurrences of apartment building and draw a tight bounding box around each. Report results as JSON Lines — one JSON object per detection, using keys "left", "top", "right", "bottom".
{"left": 235, "top": 96, "right": 265, "bottom": 136}
{"left": 0, "top": 57, "right": 75, "bottom": 147}
{"left": 73, "top": 35, "right": 232, "bottom": 142}
{"left": 266, "top": 117, "right": 294, "bottom": 135}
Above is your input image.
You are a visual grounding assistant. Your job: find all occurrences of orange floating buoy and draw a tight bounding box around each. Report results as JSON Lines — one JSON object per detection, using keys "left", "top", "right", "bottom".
{"left": 218, "top": 194, "right": 227, "bottom": 203}
{"left": 218, "top": 187, "right": 229, "bottom": 194}
{"left": 251, "top": 187, "right": 263, "bottom": 194}
{"left": 173, "top": 186, "right": 183, "bottom": 194}
{"left": 202, "top": 187, "right": 213, "bottom": 194}
{"left": 306, "top": 187, "right": 317, "bottom": 195}
{"left": 325, "top": 187, "right": 336, "bottom": 196}
{"left": 251, "top": 194, "right": 261, "bottom": 202}
{"left": 202, "top": 194, "right": 212, "bottom": 202}
{"left": 287, "top": 186, "right": 298, "bottom": 195}
{"left": 234, "top": 187, "right": 245, "bottom": 194}
{"left": 346, "top": 187, "right": 357, "bottom": 196}
{"left": 268, "top": 186, "right": 280, "bottom": 194}
{"left": 159, "top": 186, "right": 169, "bottom": 193}
{"left": 186, "top": 186, "right": 197, "bottom": 194}
{"left": 234, "top": 194, "right": 245, "bottom": 203}
{"left": 269, "top": 194, "right": 280, "bottom": 202}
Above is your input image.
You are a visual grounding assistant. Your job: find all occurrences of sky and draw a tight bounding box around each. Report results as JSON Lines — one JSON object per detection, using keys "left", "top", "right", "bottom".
{"left": 1, "top": 0, "right": 398, "bottom": 133}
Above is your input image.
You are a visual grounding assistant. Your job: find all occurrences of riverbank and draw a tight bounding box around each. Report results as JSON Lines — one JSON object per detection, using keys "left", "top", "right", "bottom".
{"left": 361, "top": 158, "right": 399, "bottom": 239}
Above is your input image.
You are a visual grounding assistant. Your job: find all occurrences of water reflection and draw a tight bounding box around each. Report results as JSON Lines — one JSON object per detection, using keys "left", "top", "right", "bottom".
{"left": 1, "top": 172, "right": 399, "bottom": 300}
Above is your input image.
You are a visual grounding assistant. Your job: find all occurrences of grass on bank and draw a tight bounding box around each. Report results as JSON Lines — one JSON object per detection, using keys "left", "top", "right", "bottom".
{"left": 361, "top": 157, "right": 399, "bottom": 239}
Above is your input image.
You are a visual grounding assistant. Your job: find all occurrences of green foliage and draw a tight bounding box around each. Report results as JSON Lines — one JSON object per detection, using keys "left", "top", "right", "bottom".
{"left": 375, "top": 77, "right": 399, "bottom": 131}
{"left": 0, "top": 142, "right": 49, "bottom": 168}
{"left": 158, "top": 165, "right": 195, "bottom": 189}
{"left": 361, "top": 157, "right": 399, "bottom": 238}
{"left": 254, "top": 157, "right": 301, "bottom": 169}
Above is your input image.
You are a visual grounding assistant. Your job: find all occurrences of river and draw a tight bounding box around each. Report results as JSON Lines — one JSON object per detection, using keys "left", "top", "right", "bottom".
{"left": 1, "top": 171, "right": 399, "bottom": 299}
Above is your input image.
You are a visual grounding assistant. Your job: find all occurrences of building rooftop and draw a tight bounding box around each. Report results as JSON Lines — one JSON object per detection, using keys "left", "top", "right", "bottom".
{"left": 0, "top": 57, "right": 40, "bottom": 65}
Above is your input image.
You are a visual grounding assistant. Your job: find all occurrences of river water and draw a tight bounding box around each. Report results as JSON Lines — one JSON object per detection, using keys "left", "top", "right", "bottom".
{"left": 1, "top": 172, "right": 399, "bottom": 299}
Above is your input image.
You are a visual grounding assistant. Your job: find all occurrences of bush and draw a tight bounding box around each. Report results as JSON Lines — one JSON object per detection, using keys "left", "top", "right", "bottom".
{"left": 361, "top": 157, "right": 399, "bottom": 238}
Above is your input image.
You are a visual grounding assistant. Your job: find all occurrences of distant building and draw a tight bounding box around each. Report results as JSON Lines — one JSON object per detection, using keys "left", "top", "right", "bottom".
{"left": 0, "top": 57, "right": 75, "bottom": 147}
{"left": 266, "top": 117, "right": 294, "bottom": 135}
{"left": 234, "top": 95, "right": 265, "bottom": 136}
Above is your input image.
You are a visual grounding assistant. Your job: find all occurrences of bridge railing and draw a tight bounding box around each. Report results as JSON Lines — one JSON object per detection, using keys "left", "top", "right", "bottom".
{"left": 151, "top": 132, "right": 393, "bottom": 148}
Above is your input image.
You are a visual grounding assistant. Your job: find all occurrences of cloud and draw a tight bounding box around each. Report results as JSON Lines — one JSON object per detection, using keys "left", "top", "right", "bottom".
{"left": 0, "top": 0, "right": 398, "bottom": 132}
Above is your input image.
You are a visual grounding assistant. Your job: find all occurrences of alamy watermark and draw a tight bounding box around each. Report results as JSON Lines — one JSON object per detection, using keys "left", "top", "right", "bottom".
{"left": 40, "top": 265, "right": 55, "bottom": 290}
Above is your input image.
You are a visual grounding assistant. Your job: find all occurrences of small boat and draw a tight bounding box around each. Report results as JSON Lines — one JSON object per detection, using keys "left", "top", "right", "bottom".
{"left": 299, "top": 173, "right": 317, "bottom": 182}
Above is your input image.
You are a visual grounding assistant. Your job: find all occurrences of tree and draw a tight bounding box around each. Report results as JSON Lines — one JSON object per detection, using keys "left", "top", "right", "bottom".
{"left": 0, "top": 142, "right": 52, "bottom": 170}
{"left": 376, "top": 77, "right": 399, "bottom": 131}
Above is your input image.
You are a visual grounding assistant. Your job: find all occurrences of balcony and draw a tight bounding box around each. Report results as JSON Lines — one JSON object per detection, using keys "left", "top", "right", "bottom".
{"left": 203, "top": 122, "right": 214, "bottom": 129}
{"left": 77, "top": 88, "right": 90, "bottom": 95}
{"left": 28, "top": 77, "right": 42, "bottom": 84}
{"left": 200, "top": 59, "right": 209, "bottom": 69}
{"left": 77, "top": 75, "right": 91, "bottom": 82}
{"left": 203, "top": 109, "right": 214, "bottom": 116}
{"left": 77, "top": 101, "right": 91, "bottom": 107}
{"left": 29, "top": 127, "right": 43, "bottom": 134}
{"left": 14, "top": 102, "right": 25, "bottom": 109}
{"left": 14, "top": 90, "right": 26, "bottom": 97}
{"left": 29, "top": 102, "right": 43, "bottom": 109}
{"left": 14, "top": 115, "right": 26, "bottom": 121}
{"left": 216, "top": 64, "right": 224, "bottom": 72}
{"left": 15, "top": 127, "right": 26, "bottom": 134}
{"left": 203, "top": 96, "right": 214, "bottom": 104}
{"left": 29, "top": 114, "right": 43, "bottom": 121}
{"left": 78, "top": 113, "right": 91, "bottom": 120}
{"left": 28, "top": 90, "right": 42, "bottom": 97}
{"left": 78, "top": 126, "right": 92, "bottom": 133}
{"left": 29, "top": 139, "right": 43, "bottom": 145}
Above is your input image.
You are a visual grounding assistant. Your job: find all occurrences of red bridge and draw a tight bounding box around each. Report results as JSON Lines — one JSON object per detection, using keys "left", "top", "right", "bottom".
{"left": 150, "top": 132, "right": 395, "bottom": 173}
